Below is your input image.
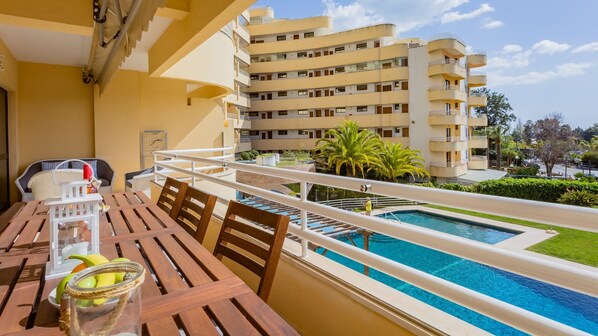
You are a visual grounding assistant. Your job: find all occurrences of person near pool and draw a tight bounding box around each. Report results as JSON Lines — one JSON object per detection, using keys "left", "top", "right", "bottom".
{"left": 364, "top": 197, "right": 372, "bottom": 216}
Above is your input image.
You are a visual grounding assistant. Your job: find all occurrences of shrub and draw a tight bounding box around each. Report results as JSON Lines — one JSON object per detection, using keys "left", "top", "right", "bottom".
{"left": 473, "top": 178, "right": 598, "bottom": 202}
{"left": 557, "top": 189, "right": 598, "bottom": 207}
{"left": 439, "top": 183, "right": 473, "bottom": 192}
{"left": 510, "top": 166, "right": 539, "bottom": 176}
{"left": 575, "top": 172, "right": 597, "bottom": 183}
{"left": 582, "top": 151, "right": 598, "bottom": 167}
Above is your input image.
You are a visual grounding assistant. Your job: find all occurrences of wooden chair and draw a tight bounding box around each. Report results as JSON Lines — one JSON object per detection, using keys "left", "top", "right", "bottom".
{"left": 214, "top": 201, "right": 290, "bottom": 302}
{"left": 172, "top": 187, "right": 217, "bottom": 244}
{"left": 156, "top": 177, "right": 188, "bottom": 218}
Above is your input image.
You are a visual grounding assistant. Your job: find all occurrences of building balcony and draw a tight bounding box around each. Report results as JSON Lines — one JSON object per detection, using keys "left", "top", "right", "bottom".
{"left": 232, "top": 115, "right": 251, "bottom": 129}
{"left": 467, "top": 52, "right": 487, "bottom": 68}
{"left": 469, "top": 93, "right": 487, "bottom": 106}
{"left": 429, "top": 137, "right": 468, "bottom": 151}
{"left": 235, "top": 138, "right": 252, "bottom": 152}
{"left": 468, "top": 155, "right": 488, "bottom": 170}
{"left": 250, "top": 91, "right": 409, "bottom": 111}
{"left": 469, "top": 114, "right": 488, "bottom": 127}
{"left": 226, "top": 92, "right": 251, "bottom": 108}
{"left": 468, "top": 136, "right": 488, "bottom": 148}
{"left": 235, "top": 45, "right": 251, "bottom": 65}
{"left": 429, "top": 160, "right": 468, "bottom": 177}
{"left": 428, "top": 86, "right": 467, "bottom": 102}
{"left": 233, "top": 22, "right": 250, "bottom": 44}
{"left": 251, "top": 113, "right": 409, "bottom": 131}
{"left": 235, "top": 68, "right": 250, "bottom": 86}
{"left": 427, "top": 35, "right": 466, "bottom": 57}
{"left": 251, "top": 138, "right": 319, "bottom": 151}
{"left": 468, "top": 72, "right": 487, "bottom": 87}
{"left": 428, "top": 110, "right": 467, "bottom": 126}
{"left": 428, "top": 60, "right": 466, "bottom": 78}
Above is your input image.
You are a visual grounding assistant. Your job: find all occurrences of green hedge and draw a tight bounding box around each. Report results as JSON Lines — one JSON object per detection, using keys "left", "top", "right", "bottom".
{"left": 582, "top": 151, "right": 598, "bottom": 166}
{"left": 474, "top": 178, "right": 598, "bottom": 202}
{"left": 510, "top": 166, "right": 539, "bottom": 176}
{"left": 439, "top": 183, "right": 473, "bottom": 192}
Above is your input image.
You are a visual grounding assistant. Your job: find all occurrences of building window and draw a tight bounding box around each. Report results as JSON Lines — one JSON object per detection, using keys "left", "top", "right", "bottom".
{"left": 249, "top": 93, "right": 259, "bottom": 99}
{"left": 335, "top": 46, "right": 345, "bottom": 52}
{"left": 278, "top": 130, "right": 288, "bottom": 135}
{"left": 356, "top": 42, "right": 367, "bottom": 49}
{"left": 277, "top": 53, "right": 287, "bottom": 60}
{"left": 248, "top": 112, "right": 259, "bottom": 117}
{"left": 356, "top": 63, "right": 367, "bottom": 71}
{"left": 297, "top": 51, "right": 307, "bottom": 58}
{"left": 250, "top": 74, "right": 259, "bottom": 80}
{"left": 278, "top": 73, "right": 287, "bottom": 78}
{"left": 278, "top": 111, "right": 288, "bottom": 116}
{"left": 249, "top": 131, "right": 259, "bottom": 136}
{"left": 278, "top": 91, "right": 287, "bottom": 97}
{"left": 335, "top": 107, "right": 346, "bottom": 113}
{"left": 240, "top": 130, "right": 250, "bottom": 136}
{"left": 356, "top": 84, "right": 368, "bottom": 91}
{"left": 400, "top": 58, "right": 408, "bottom": 66}
{"left": 254, "top": 40, "right": 264, "bottom": 44}
{"left": 298, "top": 71, "right": 308, "bottom": 77}
{"left": 298, "top": 90, "right": 308, "bottom": 96}
{"left": 335, "top": 66, "right": 345, "bottom": 73}
{"left": 298, "top": 130, "right": 309, "bottom": 135}
{"left": 383, "top": 130, "right": 393, "bottom": 138}
{"left": 394, "top": 104, "right": 401, "bottom": 110}
{"left": 304, "top": 32, "right": 314, "bottom": 38}
{"left": 277, "top": 35, "right": 286, "bottom": 41}
{"left": 357, "top": 106, "right": 368, "bottom": 112}
{"left": 298, "top": 110, "right": 308, "bottom": 115}
{"left": 382, "top": 85, "right": 392, "bottom": 92}
{"left": 335, "top": 87, "right": 346, "bottom": 93}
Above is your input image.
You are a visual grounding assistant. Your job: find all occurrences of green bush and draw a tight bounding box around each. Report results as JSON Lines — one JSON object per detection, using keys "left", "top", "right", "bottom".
{"left": 582, "top": 151, "right": 598, "bottom": 167}
{"left": 439, "top": 183, "right": 473, "bottom": 192}
{"left": 575, "top": 172, "right": 597, "bottom": 183}
{"left": 239, "top": 150, "right": 260, "bottom": 160}
{"left": 557, "top": 189, "right": 598, "bottom": 207}
{"left": 474, "top": 178, "right": 598, "bottom": 202}
{"left": 510, "top": 166, "right": 539, "bottom": 176}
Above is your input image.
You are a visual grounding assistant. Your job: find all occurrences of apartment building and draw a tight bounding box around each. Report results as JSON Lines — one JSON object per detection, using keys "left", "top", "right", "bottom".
{"left": 243, "top": 7, "right": 489, "bottom": 180}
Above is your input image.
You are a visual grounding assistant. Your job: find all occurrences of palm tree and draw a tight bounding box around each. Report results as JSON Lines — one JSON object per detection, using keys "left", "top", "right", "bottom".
{"left": 315, "top": 121, "right": 381, "bottom": 177}
{"left": 487, "top": 125, "right": 509, "bottom": 168}
{"left": 373, "top": 141, "right": 429, "bottom": 182}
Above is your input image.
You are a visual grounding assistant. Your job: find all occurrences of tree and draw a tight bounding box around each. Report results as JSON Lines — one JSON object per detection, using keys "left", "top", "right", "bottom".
{"left": 315, "top": 121, "right": 381, "bottom": 177}
{"left": 532, "top": 113, "right": 575, "bottom": 176}
{"left": 522, "top": 120, "right": 535, "bottom": 146}
{"left": 373, "top": 141, "right": 429, "bottom": 182}
{"left": 487, "top": 125, "right": 509, "bottom": 168}
{"left": 473, "top": 88, "right": 515, "bottom": 166}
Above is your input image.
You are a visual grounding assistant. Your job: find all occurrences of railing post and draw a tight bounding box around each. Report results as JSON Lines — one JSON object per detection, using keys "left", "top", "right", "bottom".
{"left": 153, "top": 154, "right": 158, "bottom": 183}
{"left": 191, "top": 162, "right": 196, "bottom": 187}
{"left": 300, "top": 180, "right": 308, "bottom": 258}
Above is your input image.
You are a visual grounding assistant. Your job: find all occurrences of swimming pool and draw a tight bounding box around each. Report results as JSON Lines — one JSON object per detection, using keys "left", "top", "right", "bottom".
{"left": 378, "top": 210, "right": 519, "bottom": 244}
{"left": 317, "top": 212, "right": 598, "bottom": 335}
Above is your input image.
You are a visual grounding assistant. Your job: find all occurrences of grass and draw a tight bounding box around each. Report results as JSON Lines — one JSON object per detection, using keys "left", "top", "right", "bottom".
{"left": 425, "top": 204, "right": 598, "bottom": 267}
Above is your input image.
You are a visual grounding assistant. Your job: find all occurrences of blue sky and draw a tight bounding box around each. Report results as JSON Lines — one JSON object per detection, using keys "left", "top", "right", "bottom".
{"left": 252, "top": 0, "right": 598, "bottom": 128}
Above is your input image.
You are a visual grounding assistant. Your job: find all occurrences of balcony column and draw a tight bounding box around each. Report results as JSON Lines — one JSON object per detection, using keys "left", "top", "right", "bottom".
{"left": 300, "top": 181, "right": 309, "bottom": 258}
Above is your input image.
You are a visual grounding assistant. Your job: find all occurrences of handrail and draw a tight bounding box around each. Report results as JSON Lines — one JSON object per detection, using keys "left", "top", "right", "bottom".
{"left": 429, "top": 85, "right": 464, "bottom": 91}
{"left": 469, "top": 136, "right": 487, "bottom": 140}
{"left": 429, "top": 59, "right": 463, "bottom": 66}
{"left": 430, "top": 136, "right": 463, "bottom": 142}
{"left": 430, "top": 160, "right": 467, "bottom": 167}
{"left": 151, "top": 151, "right": 598, "bottom": 335}
{"left": 470, "top": 155, "right": 487, "bottom": 161}
{"left": 429, "top": 110, "right": 461, "bottom": 116}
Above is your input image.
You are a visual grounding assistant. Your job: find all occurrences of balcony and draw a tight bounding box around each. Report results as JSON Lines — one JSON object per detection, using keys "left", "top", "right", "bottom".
{"left": 235, "top": 45, "right": 251, "bottom": 65}
{"left": 250, "top": 91, "right": 409, "bottom": 111}
{"left": 428, "top": 86, "right": 467, "bottom": 101}
{"left": 469, "top": 93, "right": 487, "bottom": 106}
{"left": 468, "top": 136, "right": 488, "bottom": 148}
{"left": 428, "top": 110, "right": 467, "bottom": 126}
{"left": 233, "top": 22, "right": 250, "bottom": 44}
{"left": 468, "top": 72, "right": 487, "bottom": 87}
{"left": 429, "top": 137, "right": 468, "bottom": 151}
{"left": 226, "top": 92, "right": 250, "bottom": 108}
{"left": 231, "top": 115, "right": 251, "bottom": 129}
{"left": 468, "top": 155, "right": 488, "bottom": 170}
{"left": 467, "top": 51, "right": 487, "bottom": 68}
{"left": 251, "top": 138, "right": 319, "bottom": 151}
{"left": 251, "top": 113, "right": 409, "bottom": 131}
{"left": 429, "top": 160, "right": 468, "bottom": 177}
{"left": 235, "top": 138, "right": 252, "bottom": 152}
{"left": 469, "top": 114, "right": 488, "bottom": 127}
{"left": 235, "top": 68, "right": 250, "bottom": 86}
{"left": 427, "top": 34, "right": 466, "bottom": 57}
{"left": 428, "top": 59, "right": 466, "bottom": 78}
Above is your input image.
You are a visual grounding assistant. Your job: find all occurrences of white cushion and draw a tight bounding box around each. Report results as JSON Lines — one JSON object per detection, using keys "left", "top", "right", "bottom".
{"left": 27, "top": 169, "right": 84, "bottom": 200}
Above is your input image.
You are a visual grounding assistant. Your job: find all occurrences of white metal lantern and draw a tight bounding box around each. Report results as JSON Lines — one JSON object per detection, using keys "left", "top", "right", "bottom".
{"left": 45, "top": 176, "right": 102, "bottom": 279}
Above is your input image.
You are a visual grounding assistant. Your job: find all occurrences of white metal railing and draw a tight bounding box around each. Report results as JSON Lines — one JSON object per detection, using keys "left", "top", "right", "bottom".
{"left": 429, "top": 110, "right": 461, "bottom": 116}
{"left": 470, "top": 71, "right": 486, "bottom": 76}
{"left": 429, "top": 59, "right": 463, "bottom": 66}
{"left": 429, "top": 85, "right": 464, "bottom": 91}
{"left": 318, "top": 197, "right": 418, "bottom": 210}
{"left": 239, "top": 137, "right": 251, "bottom": 143}
{"left": 469, "top": 114, "right": 487, "bottom": 119}
{"left": 470, "top": 155, "right": 487, "bottom": 161}
{"left": 152, "top": 149, "right": 598, "bottom": 336}
{"left": 227, "top": 112, "right": 237, "bottom": 119}
{"left": 469, "top": 135, "right": 488, "bottom": 141}
{"left": 468, "top": 49, "right": 487, "bottom": 55}
{"left": 428, "top": 33, "right": 465, "bottom": 46}
{"left": 430, "top": 160, "right": 467, "bottom": 168}
{"left": 430, "top": 136, "right": 462, "bottom": 142}
{"left": 470, "top": 92, "right": 487, "bottom": 97}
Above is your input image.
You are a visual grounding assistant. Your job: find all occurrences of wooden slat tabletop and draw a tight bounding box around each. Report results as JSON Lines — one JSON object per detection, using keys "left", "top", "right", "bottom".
{"left": 0, "top": 192, "right": 298, "bottom": 336}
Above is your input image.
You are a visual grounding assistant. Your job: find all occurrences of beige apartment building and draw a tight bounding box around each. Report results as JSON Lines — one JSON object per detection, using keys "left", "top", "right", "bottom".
{"left": 240, "top": 7, "right": 489, "bottom": 180}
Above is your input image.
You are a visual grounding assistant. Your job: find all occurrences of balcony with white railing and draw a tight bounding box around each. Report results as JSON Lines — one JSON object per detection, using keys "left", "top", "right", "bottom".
{"left": 467, "top": 50, "right": 487, "bottom": 68}
{"left": 469, "top": 92, "right": 488, "bottom": 106}
{"left": 468, "top": 71, "right": 487, "bottom": 87}
{"left": 469, "top": 113, "right": 488, "bottom": 127}
{"left": 429, "top": 160, "right": 468, "bottom": 177}
{"left": 469, "top": 155, "right": 488, "bottom": 170}
{"left": 428, "top": 85, "right": 467, "bottom": 101}
{"left": 429, "top": 136, "right": 467, "bottom": 151}
{"left": 149, "top": 147, "right": 598, "bottom": 336}
{"left": 428, "top": 59, "right": 466, "bottom": 78}
{"left": 428, "top": 110, "right": 467, "bottom": 126}
{"left": 468, "top": 135, "right": 488, "bottom": 148}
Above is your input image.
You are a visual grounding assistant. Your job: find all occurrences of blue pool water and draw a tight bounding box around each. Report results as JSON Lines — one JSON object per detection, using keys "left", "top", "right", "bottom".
{"left": 379, "top": 210, "right": 519, "bottom": 244}
{"left": 316, "top": 212, "right": 598, "bottom": 335}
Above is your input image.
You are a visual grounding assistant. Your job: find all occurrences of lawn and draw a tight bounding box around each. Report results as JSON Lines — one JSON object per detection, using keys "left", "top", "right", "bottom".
{"left": 425, "top": 204, "right": 598, "bottom": 267}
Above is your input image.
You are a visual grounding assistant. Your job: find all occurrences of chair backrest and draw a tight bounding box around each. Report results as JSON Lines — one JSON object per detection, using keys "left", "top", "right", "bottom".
{"left": 27, "top": 169, "right": 84, "bottom": 200}
{"left": 173, "top": 187, "right": 217, "bottom": 244}
{"left": 214, "top": 201, "right": 290, "bottom": 302}
{"left": 156, "top": 177, "right": 188, "bottom": 218}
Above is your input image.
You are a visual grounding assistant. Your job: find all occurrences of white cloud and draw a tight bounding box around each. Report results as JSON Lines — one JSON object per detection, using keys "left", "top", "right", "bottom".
{"left": 501, "top": 44, "right": 522, "bottom": 54}
{"left": 441, "top": 3, "right": 494, "bottom": 24}
{"left": 488, "top": 62, "right": 593, "bottom": 86}
{"left": 572, "top": 42, "right": 598, "bottom": 53}
{"left": 532, "top": 40, "right": 571, "bottom": 54}
{"left": 482, "top": 20, "right": 503, "bottom": 29}
{"left": 322, "top": 0, "right": 469, "bottom": 33}
{"left": 487, "top": 50, "right": 532, "bottom": 69}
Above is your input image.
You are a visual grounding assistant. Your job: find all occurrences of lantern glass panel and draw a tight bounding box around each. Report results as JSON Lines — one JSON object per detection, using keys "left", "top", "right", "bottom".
{"left": 57, "top": 218, "right": 92, "bottom": 262}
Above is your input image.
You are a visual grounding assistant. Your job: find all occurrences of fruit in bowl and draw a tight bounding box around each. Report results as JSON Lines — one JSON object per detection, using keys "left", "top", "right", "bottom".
{"left": 50, "top": 254, "right": 130, "bottom": 308}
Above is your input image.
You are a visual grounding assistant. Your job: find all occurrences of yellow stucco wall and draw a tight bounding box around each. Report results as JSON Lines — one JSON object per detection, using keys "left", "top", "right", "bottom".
{"left": 0, "top": 38, "right": 19, "bottom": 203}
{"left": 95, "top": 70, "right": 227, "bottom": 192}
{"left": 17, "top": 62, "right": 95, "bottom": 172}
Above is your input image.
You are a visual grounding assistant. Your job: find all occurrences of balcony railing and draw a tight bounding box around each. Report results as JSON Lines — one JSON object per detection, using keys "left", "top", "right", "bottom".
{"left": 430, "top": 160, "right": 467, "bottom": 167}
{"left": 430, "top": 136, "right": 462, "bottom": 142}
{"left": 469, "top": 135, "right": 488, "bottom": 141}
{"left": 470, "top": 71, "right": 486, "bottom": 76}
{"left": 429, "top": 59, "right": 464, "bottom": 66}
{"left": 470, "top": 155, "right": 487, "bottom": 161}
{"left": 470, "top": 92, "right": 487, "bottom": 97}
{"left": 429, "top": 85, "right": 464, "bottom": 92}
{"left": 239, "top": 137, "right": 251, "bottom": 143}
{"left": 468, "top": 49, "right": 487, "bottom": 55}
{"left": 152, "top": 148, "right": 598, "bottom": 336}
{"left": 430, "top": 110, "right": 461, "bottom": 116}
{"left": 428, "top": 33, "right": 465, "bottom": 45}
{"left": 227, "top": 112, "right": 237, "bottom": 119}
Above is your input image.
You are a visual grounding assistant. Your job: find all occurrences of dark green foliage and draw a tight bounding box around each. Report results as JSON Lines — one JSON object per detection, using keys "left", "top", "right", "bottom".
{"left": 557, "top": 189, "right": 598, "bottom": 207}
{"left": 582, "top": 151, "right": 598, "bottom": 166}
{"left": 239, "top": 150, "right": 260, "bottom": 160}
{"left": 474, "top": 178, "right": 598, "bottom": 202}
{"left": 438, "top": 183, "right": 473, "bottom": 192}
{"left": 510, "top": 166, "right": 539, "bottom": 176}
{"left": 574, "top": 172, "right": 597, "bottom": 183}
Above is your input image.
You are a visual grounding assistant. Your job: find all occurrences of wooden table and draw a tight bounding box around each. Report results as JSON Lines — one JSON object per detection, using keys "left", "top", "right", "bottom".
{"left": 0, "top": 192, "right": 299, "bottom": 335}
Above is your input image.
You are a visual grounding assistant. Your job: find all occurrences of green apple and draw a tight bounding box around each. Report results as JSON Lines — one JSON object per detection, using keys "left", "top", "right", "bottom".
{"left": 110, "top": 257, "right": 130, "bottom": 283}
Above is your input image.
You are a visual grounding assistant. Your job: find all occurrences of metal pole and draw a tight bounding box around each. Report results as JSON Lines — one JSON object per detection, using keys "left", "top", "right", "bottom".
{"left": 191, "top": 162, "right": 196, "bottom": 187}
{"left": 300, "top": 181, "right": 308, "bottom": 258}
